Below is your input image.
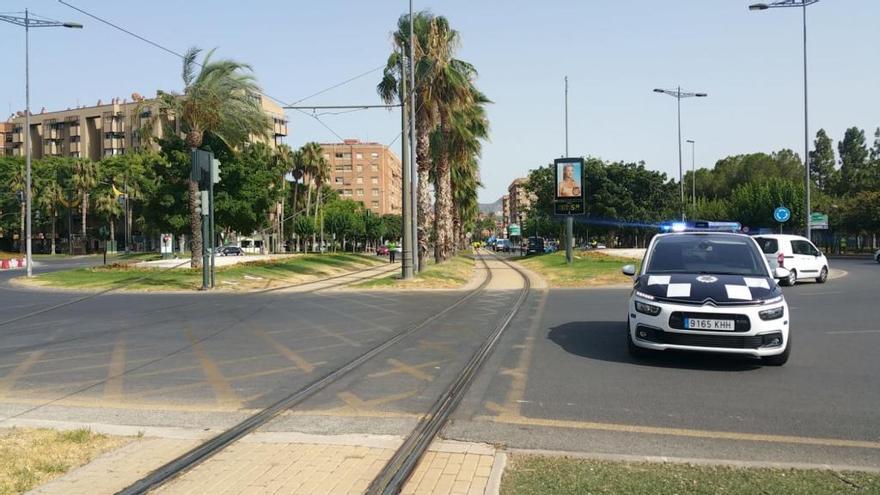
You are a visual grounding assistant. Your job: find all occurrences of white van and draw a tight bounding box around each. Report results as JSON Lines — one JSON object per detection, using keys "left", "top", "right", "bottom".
{"left": 753, "top": 234, "right": 829, "bottom": 286}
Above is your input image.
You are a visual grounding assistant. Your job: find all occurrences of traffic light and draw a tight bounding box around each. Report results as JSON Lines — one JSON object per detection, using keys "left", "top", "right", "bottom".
{"left": 195, "top": 190, "right": 209, "bottom": 215}
{"left": 211, "top": 158, "right": 221, "bottom": 184}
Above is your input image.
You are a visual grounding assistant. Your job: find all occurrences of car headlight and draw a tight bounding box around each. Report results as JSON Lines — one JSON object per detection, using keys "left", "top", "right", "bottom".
{"left": 635, "top": 300, "right": 662, "bottom": 316}
{"left": 759, "top": 306, "right": 784, "bottom": 321}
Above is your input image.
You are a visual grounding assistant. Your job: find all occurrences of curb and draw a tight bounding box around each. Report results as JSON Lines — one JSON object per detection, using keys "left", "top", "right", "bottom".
{"left": 503, "top": 447, "right": 880, "bottom": 474}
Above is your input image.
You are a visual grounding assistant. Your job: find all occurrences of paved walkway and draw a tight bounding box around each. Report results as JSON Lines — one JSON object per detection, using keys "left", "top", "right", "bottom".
{"left": 31, "top": 432, "right": 503, "bottom": 495}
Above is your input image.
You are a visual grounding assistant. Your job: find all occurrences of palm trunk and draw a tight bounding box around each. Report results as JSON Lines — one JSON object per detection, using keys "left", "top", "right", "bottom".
{"left": 416, "top": 126, "right": 432, "bottom": 270}
{"left": 452, "top": 200, "right": 461, "bottom": 256}
{"left": 109, "top": 217, "right": 115, "bottom": 250}
{"left": 291, "top": 183, "right": 299, "bottom": 252}
{"left": 50, "top": 212, "right": 57, "bottom": 255}
{"left": 188, "top": 178, "right": 203, "bottom": 268}
{"left": 81, "top": 192, "right": 88, "bottom": 238}
{"left": 434, "top": 138, "right": 453, "bottom": 263}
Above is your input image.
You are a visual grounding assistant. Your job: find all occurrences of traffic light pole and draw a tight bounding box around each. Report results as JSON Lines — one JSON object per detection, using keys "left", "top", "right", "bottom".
{"left": 209, "top": 172, "right": 215, "bottom": 288}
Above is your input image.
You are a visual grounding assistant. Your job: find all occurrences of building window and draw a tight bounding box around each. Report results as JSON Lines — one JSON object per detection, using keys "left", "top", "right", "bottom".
{"left": 335, "top": 177, "right": 343, "bottom": 184}
{"left": 323, "top": 153, "right": 330, "bottom": 159}
{"left": 342, "top": 164, "right": 352, "bottom": 171}
{"left": 356, "top": 177, "right": 363, "bottom": 184}
{"left": 70, "top": 136, "right": 80, "bottom": 143}
{"left": 356, "top": 153, "right": 363, "bottom": 160}
{"left": 356, "top": 164, "right": 363, "bottom": 172}
{"left": 372, "top": 188, "right": 380, "bottom": 196}
{"left": 371, "top": 164, "right": 379, "bottom": 172}
{"left": 371, "top": 200, "right": 379, "bottom": 209}
{"left": 356, "top": 189, "right": 364, "bottom": 196}
{"left": 335, "top": 152, "right": 343, "bottom": 158}
{"left": 335, "top": 166, "right": 344, "bottom": 173}
{"left": 371, "top": 177, "right": 379, "bottom": 185}
{"left": 371, "top": 152, "right": 379, "bottom": 159}
{"left": 343, "top": 189, "right": 352, "bottom": 196}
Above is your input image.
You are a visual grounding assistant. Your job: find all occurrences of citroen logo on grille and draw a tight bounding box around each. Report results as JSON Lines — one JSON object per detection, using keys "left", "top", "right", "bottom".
{"left": 696, "top": 275, "right": 718, "bottom": 283}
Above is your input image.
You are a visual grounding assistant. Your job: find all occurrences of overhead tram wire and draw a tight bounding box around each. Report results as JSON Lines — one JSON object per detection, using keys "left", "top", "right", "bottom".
{"left": 57, "top": 0, "right": 385, "bottom": 112}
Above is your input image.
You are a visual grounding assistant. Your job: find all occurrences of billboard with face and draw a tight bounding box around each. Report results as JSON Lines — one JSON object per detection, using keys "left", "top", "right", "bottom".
{"left": 555, "top": 158, "right": 584, "bottom": 201}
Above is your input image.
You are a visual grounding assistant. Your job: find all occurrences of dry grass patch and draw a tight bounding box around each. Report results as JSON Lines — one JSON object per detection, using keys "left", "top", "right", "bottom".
{"left": 0, "top": 428, "right": 129, "bottom": 495}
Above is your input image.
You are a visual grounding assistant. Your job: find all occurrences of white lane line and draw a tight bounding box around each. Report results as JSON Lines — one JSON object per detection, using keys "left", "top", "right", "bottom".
{"left": 826, "top": 330, "right": 880, "bottom": 335}
{"left": 800, "top": 291, "right": 843, "bottom": 296}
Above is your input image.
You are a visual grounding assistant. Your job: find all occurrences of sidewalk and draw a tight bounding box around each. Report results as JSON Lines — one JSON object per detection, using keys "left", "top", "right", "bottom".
{"left": 31, "top": 430, "right": 504, "bottom": 495}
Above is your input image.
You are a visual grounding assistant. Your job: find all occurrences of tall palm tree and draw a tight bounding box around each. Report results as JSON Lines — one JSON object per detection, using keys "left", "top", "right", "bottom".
{"left": 94, "top": 190, "right": 122, "bottom": 249}
{"left": 289, "top": 149, "right": 305, "bottom": 250}
{"left": 157, "top": 46, "right": 271, "bottom": 267}
{"left": 379, "top": 12, "right": 477, "bottom": 267}
{"left": 37, "top": 180, "right": 64, "bottom": 255}
{"left": 11, "top": 164, "right": 25, "bottom": 254}
{"left": 72, "top": 158, "right": 97, "bottom": 241}
{"left": 298, "top": 142, "right": 326, "bottom": 251}
{"left": 273, "top": 143, "right": 294, "bottom": 251}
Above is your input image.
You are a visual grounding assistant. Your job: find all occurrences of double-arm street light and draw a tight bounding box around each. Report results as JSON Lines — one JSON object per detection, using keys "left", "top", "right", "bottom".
{"left": 749, "top": 0, "right": 818, "bottom": 240}
{"left": 0, "top": 10, "right": 82, "bottom": 277}
{"left": 653, "top": 87, "right": 707, "bottom": 220}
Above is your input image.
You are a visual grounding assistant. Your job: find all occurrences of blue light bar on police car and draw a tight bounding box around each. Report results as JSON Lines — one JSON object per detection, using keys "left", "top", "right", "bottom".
{"left": 659, "top": 221, "right": 742, "bottom": 233}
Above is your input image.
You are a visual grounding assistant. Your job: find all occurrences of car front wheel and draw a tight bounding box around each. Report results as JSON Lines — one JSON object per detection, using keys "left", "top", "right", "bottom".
{"left": 781, "top": 269, "right": 797, "bottom": 287}
{"left": 816, "top": 266, "right": 828, "bottom": 283}
{"left": 762, "top": 336, "right": 791, "bottom": 366}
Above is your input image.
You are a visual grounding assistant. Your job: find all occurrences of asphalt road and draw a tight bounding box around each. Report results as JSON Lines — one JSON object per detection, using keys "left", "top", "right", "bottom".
{"left": 448, "top": 258, "right": 880, "bottom": 468}
{"left": 0, "top": 255, "right": 877, "bottom": 469}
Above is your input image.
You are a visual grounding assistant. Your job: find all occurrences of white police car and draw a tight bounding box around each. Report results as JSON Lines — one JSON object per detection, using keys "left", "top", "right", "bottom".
{"left": 622, "top": 224, "right": 791, "bottom": 366}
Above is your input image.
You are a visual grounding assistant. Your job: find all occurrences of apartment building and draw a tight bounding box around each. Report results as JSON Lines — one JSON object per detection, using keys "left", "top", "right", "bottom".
{"left": 4, "top": 92, "right": 287, "bottom": 160}
{"left": 508, "top": 177, "right": 535, "bottom": 224}
{"left": 320, "top": 139, "right": 402, "bottom": 216}
{"left": 0, "top": 122, "right": 13, "bottom": 156}
{"left": 501, "top": 194, "right": 510, "bottom": 235}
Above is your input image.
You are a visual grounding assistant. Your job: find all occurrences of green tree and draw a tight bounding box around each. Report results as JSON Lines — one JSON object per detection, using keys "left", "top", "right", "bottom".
{"left": 156, "top": 46, "right": 271, "bottom": 267}
{"left": 72, "top": 158, "right": 97, "bottom": 241}
{"left": 837, "top": 127, "right": 870, "bottom": 194}
{"left": 94, "top": 190, "right": 122, "bottom": 248}
{"left": 809, "top": 129, "right": 836, "bottom": 193}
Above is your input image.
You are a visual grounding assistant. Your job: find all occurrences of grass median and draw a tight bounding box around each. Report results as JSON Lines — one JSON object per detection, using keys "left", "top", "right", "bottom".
{"left": 502, "top": 455, "right": 880, "bottom": 495}
{"left": 18, "top": 253, "right": 383, "bottom": 292}
{"left": 514, "top": 250, "right": 639, "bottom": 287}
{"left": 0, "top": 427, "right": 129, "bottom": 495}
{"left": 352, "top": 253, "right": 475, "bottom": 289}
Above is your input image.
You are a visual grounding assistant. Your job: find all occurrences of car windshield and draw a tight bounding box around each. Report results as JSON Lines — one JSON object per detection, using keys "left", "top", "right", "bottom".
{"left": 646, "top": 234, "right": 768, "bottom": 276}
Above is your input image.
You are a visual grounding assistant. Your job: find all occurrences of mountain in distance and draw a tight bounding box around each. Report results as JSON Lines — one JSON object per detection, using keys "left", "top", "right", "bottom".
{"left": 479, "top": 197, "right": 503, "bottom": 215}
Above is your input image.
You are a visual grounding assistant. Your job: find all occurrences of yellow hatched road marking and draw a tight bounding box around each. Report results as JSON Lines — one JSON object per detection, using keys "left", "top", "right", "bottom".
{"left": 0, "top": 351, "right": 45, "bottom": 395}
{"left": 368, "top": 358, "right": 443, "bottom": 381}
{"left": 103, "top": 335, "right": 126, "bottom": 399}
{"left": 186, "top": 329, "right": 239, "bottom": 407}
{"left": 337, "top": 390, "right": 417, "bottom": 410}
{"left": 250, "top": 325, "right": 316, "bottom": 373}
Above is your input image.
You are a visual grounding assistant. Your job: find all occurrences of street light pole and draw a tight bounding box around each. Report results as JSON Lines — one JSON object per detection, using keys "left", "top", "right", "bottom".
{"left": 653, "top": 87, "right": 707, "bottom": 221}
{"left": 749, "top": 0, "right": 819, "bottom": 241}
{"left": 686, "top": 139, "right": 696, "bottom": 208}
{"left": 0, "top": 11, "right": 83, "bottom": 277}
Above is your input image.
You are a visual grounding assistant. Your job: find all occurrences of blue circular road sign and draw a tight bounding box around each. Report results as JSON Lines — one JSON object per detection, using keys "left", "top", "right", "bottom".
{"left": 774, "top": 206, "right": 791, "bottom": 223}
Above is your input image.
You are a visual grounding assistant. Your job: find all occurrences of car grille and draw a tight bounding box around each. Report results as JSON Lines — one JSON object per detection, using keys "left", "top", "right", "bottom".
{"left": 668, "top": 312, "right": 751, "bottom": 332}
{"left": 635, "top": 325, "right": 779, "bottom": 349}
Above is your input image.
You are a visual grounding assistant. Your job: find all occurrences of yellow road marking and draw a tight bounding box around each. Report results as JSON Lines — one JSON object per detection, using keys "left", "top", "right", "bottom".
{"left": 0, "top": 351, "right": 45, "bottom": 396}
{"left": 486, "top": 288, "right": 548, "bottom": 418}
{"left": 103, "top": 335, "right": 126, "bottom": 399}
{"left": 368, "top": 358, "right": 443, "bottom": 381}
{"left": 417, "top": 339, "right": 453, "bottom": 352}
{"left": 186, "top": 329, "right": 239, "bottom": 407}
{"left": 0, "top": 394, "right": 252, "bottom": 413}
{"left": 318, "top": 327, "right": 361, "bottom": 347}
{"left": 251, "top": 325, "right": 316, "bottom": 373}
{"left": 337, "top": 390, "right": 417, "bottom": 410}
{"left": 478, "top": 414, "right": 880, "bottom": 450}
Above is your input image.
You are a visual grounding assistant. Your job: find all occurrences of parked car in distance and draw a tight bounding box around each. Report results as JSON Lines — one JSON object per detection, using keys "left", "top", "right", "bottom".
{"left": 753, "top": 234, "right": 828, "bottom": 286}
{"left": 875, "top": 248, "right": 880, "bottom": 264}
{"left": 526, "top": 237, "right": 545, "bottom": 255}
{"left": 220, "top": 246, "right": 244, "bottom": 256}
{"left": 376, "top": 245, "right": 389, "bottom": 256}
{"left": 494, "top": 239, "right": 512, "bottom": 252}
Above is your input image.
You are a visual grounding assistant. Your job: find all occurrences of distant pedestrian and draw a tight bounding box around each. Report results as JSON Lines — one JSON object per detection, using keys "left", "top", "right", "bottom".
{"left": 395, "top": 243, "right": 402, "bottom": 263}
{"left": 388, "top": 241, "right": 397, "bottom": 263}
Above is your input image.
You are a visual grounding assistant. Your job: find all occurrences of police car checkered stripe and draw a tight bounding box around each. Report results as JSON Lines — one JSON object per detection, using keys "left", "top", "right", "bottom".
{"left": 649, "top": 275, "right": 768, "bottom": 300}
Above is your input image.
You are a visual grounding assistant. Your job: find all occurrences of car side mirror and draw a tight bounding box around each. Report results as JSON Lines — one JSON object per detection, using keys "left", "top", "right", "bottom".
{"left": 774, "top": 267, "right": 791, "bottom": 279}
{"left": 621, "top": 264, "right": 636, "bottom": 277}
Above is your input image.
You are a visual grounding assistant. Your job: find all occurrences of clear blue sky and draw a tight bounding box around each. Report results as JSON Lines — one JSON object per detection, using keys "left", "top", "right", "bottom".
{"left": 3, "top": 1, "right": 878, "bottom": 203}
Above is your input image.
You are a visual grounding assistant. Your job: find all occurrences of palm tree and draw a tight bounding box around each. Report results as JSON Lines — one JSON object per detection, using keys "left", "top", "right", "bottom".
{"left": 379, "top": 12, "right": 476, "bottom": 267}
{"left": 289, "top": 149, "right": 305, "bottom": 250}
{"left": 273, "top": 143, "right": 294, "bottom": 251}
{"left": 297, "top": 142, "right": 327, "bottom": 251}
{"left": 37, "top": 180, "right": 64, "bottom": 255}
{"left": 72, "top": 158, "right": 97, "bottom": 243}
{"left": 94, "top": 190, "right": 122, "bottom": 250}
{"left": 11, "top": 164, "right": 25, "bottom": 254}
{"left": 156, "top": 46, "right": 271, "bottom": 267}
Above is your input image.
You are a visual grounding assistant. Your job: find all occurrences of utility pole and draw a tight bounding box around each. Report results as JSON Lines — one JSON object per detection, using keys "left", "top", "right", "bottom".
{"left": 400, "top": 50, "right": 414, "bottom": 279}
{"left": 564, "top": 76, "right": 573, "bottom": 265}
{"left": 749, "top": 0, "right": 819, "bottom": 240}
